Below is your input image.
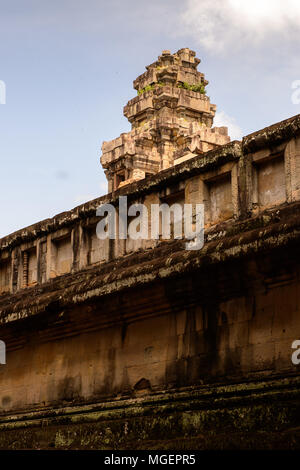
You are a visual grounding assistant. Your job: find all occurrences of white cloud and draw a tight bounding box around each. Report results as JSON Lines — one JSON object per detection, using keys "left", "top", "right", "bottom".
{"left": 73, "top": 182, "right": 107, "bottom": 205}
{"left": 74, "top": 195, "right": 97, "bottom": 205}
{"left": 181, "top": 0, "right": 300, "bottom": 52}
{"left": 214, "top": 111, "right": 243, "bottom": 141}
{"left": 99, "top": 181, "right": 107, "bottom": 195}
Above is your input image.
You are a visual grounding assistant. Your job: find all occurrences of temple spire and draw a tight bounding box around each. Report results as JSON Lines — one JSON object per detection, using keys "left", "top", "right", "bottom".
{"left": 100, "top": 48, "right": 230, "bottom": 192}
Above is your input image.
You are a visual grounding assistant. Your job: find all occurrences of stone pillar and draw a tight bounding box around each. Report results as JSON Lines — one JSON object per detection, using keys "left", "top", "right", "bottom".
{"left": 285, "top": 136, "right": 300, "bottom": 202}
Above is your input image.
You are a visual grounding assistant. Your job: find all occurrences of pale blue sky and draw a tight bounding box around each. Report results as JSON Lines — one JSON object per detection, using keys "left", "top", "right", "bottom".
{"left": 0, "top": 0, "right": 299, "bottom": 237}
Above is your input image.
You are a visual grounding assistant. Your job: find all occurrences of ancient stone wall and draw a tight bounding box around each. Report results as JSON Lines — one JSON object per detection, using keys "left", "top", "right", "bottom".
{"left": 0, "top": 114, "right": 300, "bottom": 449}
{"left": 1, "top": 116, "right": 300, "bottom": 295}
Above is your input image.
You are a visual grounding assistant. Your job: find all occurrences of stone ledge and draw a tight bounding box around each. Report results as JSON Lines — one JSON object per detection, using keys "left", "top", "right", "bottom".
{"left": 243, "top": 113, "right": 300, "bottom": 154}
{"left": 0, "top": 374, "right": 299, "bottom": 449}
{"left": 0, "top": 200, "right": 300, "bottom": 325}
{"left": 0, "top": 141, "right": 241, "bottom": 252}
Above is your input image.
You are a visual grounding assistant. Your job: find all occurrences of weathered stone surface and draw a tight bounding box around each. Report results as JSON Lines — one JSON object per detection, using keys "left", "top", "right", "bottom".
{"left": 1, "top": 49, "right": 300, "bottom": 449}
{"left": 0, "top": 376, "right": 299, "bottom": 450}
{"left": 101, "top": 49, "right": 230, "bottom": 191}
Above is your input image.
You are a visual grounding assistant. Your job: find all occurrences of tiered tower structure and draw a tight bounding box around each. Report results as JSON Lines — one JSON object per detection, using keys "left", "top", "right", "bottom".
{"left": 100, "top": 48, "right": 230, "bottom": 192}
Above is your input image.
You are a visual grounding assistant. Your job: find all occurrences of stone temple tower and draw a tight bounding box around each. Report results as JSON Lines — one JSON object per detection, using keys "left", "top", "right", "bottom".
{"left": 100, "top": 48, "right": 230, "bottom": 192}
